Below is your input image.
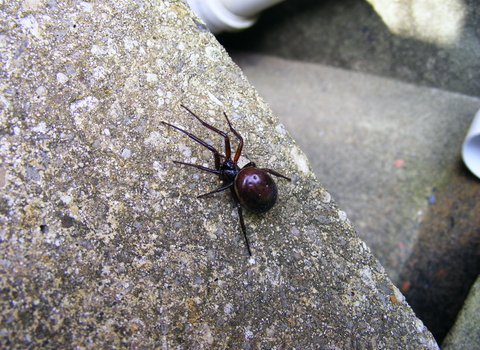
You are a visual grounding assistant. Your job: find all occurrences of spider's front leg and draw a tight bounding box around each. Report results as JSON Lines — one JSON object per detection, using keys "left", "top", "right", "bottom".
{"left": 161, "top": 121, "right": 222, "bottom": 170}
{"left": 181, "top": 105, "right": 234, "bottom": 162}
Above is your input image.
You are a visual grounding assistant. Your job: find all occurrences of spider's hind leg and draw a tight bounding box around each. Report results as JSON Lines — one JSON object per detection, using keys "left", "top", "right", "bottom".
{"left": 261, "top": 168, "right": 291, "bottom": 181}
{"left": 235, "top": 201, "right": 252, "bottom": 256}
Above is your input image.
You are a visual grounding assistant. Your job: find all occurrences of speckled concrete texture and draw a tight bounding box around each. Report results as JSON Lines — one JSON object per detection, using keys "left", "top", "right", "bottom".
{"left": 0, "top": 0, "right": 438, "bottom": 348}
{"left": 230, "top": 53, "right": 480, "bottom": 285}
{"left": 230, "top": 53, "right": 480, "bottom": 342}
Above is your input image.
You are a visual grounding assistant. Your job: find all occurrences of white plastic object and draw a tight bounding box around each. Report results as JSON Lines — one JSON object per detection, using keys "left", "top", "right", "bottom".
{"left": 462, "top": 109, "right": 480, "bottom": 178}
{"left": 186, "top": 0, "right": 285, "bottom": 34}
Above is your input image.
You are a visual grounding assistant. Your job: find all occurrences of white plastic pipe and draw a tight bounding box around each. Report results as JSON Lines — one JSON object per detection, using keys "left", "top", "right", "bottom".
{"left": 462, "top": 109, "right": 480, "bottom": 178}
{"left": 186, "top": 0, "right": 285, "bottom": 34}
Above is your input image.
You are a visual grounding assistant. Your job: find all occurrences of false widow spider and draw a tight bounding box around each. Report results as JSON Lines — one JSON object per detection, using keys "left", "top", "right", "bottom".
{"left": 162, "top": 105, "right": 291, "bottom": 256}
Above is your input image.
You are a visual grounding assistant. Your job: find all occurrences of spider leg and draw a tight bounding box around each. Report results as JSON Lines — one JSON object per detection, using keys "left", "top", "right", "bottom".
{"left": 172, "top": 161, "right": 220, "bottom": 175}
{"left": 162, "top": 121, "right": 221, "bottom": 170}
{"left": 261, "top": 168, "right": 291, "bottom": 181}
{"left": 181, "top": 105, "right": 233, "bottom": 160}
{"left": 197, "top": 182, "right": 233, "bottom": 198}
{"left": 174, "top": 160, "right": 231, "bottom": 198}
{"left": 235, "top": 201, "right": 252, "bottom": 256}
{"left": 223, "top": 112, "right": 244, "bottom": 163}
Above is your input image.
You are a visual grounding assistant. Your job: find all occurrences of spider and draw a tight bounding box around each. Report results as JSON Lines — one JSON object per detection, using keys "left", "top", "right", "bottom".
{"left": 162, "top": 105, "right": 291, "bottom": 255}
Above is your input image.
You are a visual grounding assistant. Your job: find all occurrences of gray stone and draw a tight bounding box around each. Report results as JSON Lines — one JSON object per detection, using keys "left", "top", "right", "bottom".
{"left": 219, "top": 0, "right": 480, "bottom": 96}
{"left": 230, "top": 53, "right": 480, "bottom": 285}
{"left": 442, "top": 274, "right": 480, "bottom": 349}
{"left": 0, "top": 0, "right": 438, "bottom": 348}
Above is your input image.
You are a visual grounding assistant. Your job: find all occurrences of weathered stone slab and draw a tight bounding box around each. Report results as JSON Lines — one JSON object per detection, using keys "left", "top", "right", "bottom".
{"left": 0, "top": 0, "right": 438, "bottom": 348}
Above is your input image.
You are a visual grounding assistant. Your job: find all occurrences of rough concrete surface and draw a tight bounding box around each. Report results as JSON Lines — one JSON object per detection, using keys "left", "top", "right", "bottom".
{"left": 0, "top": 0, "right": 439, "bottom": 348}
{"left": 206, "top": 0, "right": 480, "bottom": 344}
{"left": 442, "top": 274, "right": 480, "bottom": 349}
{"left": 231, "top": 53, "right": 480, "bottom": 286}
